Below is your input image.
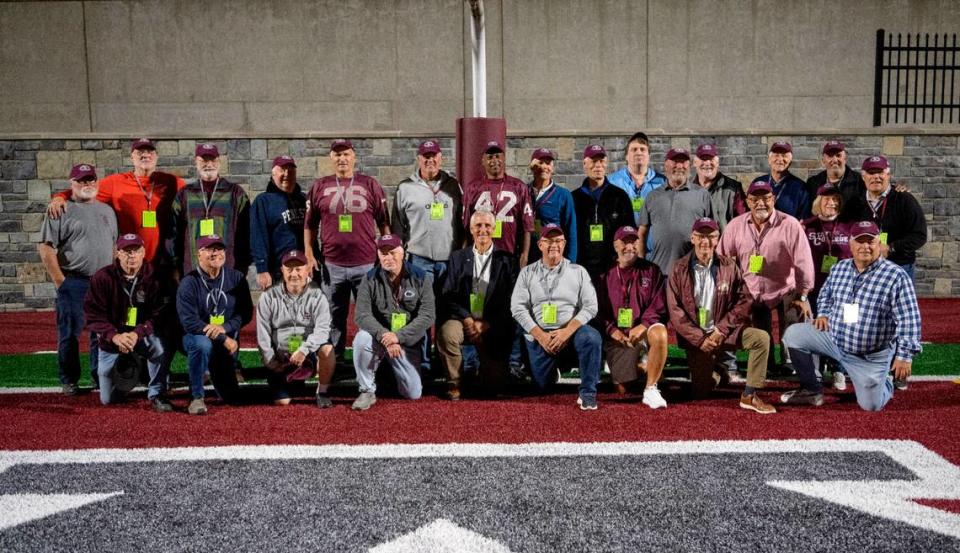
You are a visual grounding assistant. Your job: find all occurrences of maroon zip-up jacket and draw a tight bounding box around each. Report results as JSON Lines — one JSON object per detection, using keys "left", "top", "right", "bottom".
{"left": 667, "top": 251, "right": 754, "bottom": 350}
{"left": 84, "top": 260, "right": 168, "bottom": 352}
{"left": 596, "top": 258, "right": 667, "bottom": 336}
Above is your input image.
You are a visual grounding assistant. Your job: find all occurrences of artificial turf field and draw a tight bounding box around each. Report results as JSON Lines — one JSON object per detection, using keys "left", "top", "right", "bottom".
{"left": 2, "top": 302, "right": 959, "bottom": 551}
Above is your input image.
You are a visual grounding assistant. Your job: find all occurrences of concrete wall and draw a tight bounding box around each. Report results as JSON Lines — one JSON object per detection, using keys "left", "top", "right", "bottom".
{"left": 2, "top": 0, "right": 959, "bottom": 135}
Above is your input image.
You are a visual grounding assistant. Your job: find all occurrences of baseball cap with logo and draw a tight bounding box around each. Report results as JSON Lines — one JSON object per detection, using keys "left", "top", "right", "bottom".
{"left": 614, "top": 226, "right": 639, "bottom": 241}
{"left": 583, "top": 144, "right": 607, "bottom": 159}
{"left": 539, "top": 224, "right": 564, "bottom": 238}
{"left": 281, "top": 250, "right": 307, "bottom": 266}
{"left": 130, "top": 138, "right": 156, "bottom": 152}
{"left": 376, "top": 234, "right": 402, "bottom": 250}
{"left": 330, "top": 139, "right": 354, "bottom": 152}
{"left": 666, "top": 148, "right": 690, "bottom": 162}
{"left": 695, "top": 144, "right": 719, "bottom": 159}
{"left": 531, "top": 148, "right": 555, "bottom": 162}
{"left": 769, "top": 141, "right": 792, "bottom": 154}
{"left": 817, "top": 183, "right": 842, "bottom": 197}
{"left": 691, "top": 217, "right": 720, "bottom": 234}
{"left": 418, "top": 140, "right": 441, "bottom": 156}
{"left": 483, "top": 140, "right": 505, "bottom": 154}
{"left": 272, "top": 155, "right": 297, "bottom": 168}
{"left": 861, "top": 155, "right": 889, "bottom": 172}
{"left": 116, "top": 233, "right": 144, "bottom": 249}
{"left": 822, "top": 140, "right": 845, "bottom": 155}
{"left": 747, "top": 177, "right": 774, "bottom": 195}
{"left": 197, "top": 234, "right": 226, "bottom": 249}
{"left": 851, "top": 221, "right": 881, "bottom": 239}
{"left": 195, "top": 143, "right": 220, "bottom": 158}
{"left": 69, "top": 164, "right": 97, "bottom": 181}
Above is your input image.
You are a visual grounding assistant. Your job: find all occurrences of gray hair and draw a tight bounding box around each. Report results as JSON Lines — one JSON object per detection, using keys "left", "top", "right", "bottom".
{"left": 470, "top": 208, "right": 496, "bottom": 226}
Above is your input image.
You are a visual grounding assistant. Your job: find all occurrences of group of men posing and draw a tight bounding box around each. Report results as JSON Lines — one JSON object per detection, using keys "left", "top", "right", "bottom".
{"left": 40, "top": 133, "right": 922, "bottom": 415}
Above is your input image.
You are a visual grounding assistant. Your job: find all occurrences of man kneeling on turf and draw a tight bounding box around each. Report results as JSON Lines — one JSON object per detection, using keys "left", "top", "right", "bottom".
{"left": 511, "top": 224, "right": 602, "bottom": 410}
{"left": 351, "top": 234, "right": 436, "bottom": 411}
{"left": 177, "top": 234, "right": 253, "bottom": 415}
{"left": 256, "top": 250, "right": 336, "bottom": 407}
{"left": 84, "top": 234, "right": 170, "bottom": 411}
{"left": 667, "top": 218, "right": 776, "bottom": 413}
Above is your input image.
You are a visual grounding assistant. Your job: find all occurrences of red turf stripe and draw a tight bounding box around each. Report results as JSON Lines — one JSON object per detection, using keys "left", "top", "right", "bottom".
{"left": 912, "top": 499, "right": 960, "bottom": 515}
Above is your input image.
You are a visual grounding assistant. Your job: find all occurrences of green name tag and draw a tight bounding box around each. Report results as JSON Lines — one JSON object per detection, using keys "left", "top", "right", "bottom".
{"left": 617, "top": 307, "right": 633, "bottom": 328}
{"left": 821, "top": 254, "right": 838, "bottom": 274}
{"left": 698, "top": 307, "right": 708, "bottom": 328}
{"left": 287, "top": 335, "right": 303, "bottom": 353}
{"left": 492, "top": 220, "right": 503, "bottom": 239}
{"left": 125, "top": 307, "right": 138, "bottom": 327}
{"left": 879, "top": 232, "right": 888, "bottom": 245}
{"left": 199, "top": 218, "right": 215, "bottom": 237}
{"left": 210, "top": 314, "right": 225, "bottom": 325}
{"left": 430, "top": 202, "right": 444, "bottom": 220}
{"left": 470, "top": 292, "right": 485, "bottom": 313}
{"left": 142, "top": 210, "right": 157, "bottom": 228}
{"left": 391, "top": 312, "right": 408, "bottom": 332}
{"left": 338, "top": 214, "right": 353, "bottom": 232}
{"left": 632, "top": 197, "right": 644, "bottom": 212}
{"left": 542, "top": 303, "right": 558, "bottom": 324}
{"left": 589, "top": 224, "right": 603, "bottom": 242}
{"left": 748, "top": 254, "right": 764, "bottom": 274}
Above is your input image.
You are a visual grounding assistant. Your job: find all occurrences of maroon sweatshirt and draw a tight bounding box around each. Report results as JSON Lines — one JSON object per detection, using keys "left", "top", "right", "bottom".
{"left": 802, "top": 217, "right": 853, "bottom": 293}
{"left": 84, "top": 260, "right": 169, "bottom": 352}
{"left": 596, "top": 258, "right": 668, "bottom": 336}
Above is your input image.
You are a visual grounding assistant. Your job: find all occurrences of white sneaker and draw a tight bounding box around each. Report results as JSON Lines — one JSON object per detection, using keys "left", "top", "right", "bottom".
{"left": 642, "top": 386, "right": 667, "bottom": 409}
{"left": 833, "top": 371, "right": 847, "bottom": 391}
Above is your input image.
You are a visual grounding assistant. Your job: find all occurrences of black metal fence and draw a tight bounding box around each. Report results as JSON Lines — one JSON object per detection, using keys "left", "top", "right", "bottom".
{"left": 873, "top": 29, "right": 960, "bottom": 126}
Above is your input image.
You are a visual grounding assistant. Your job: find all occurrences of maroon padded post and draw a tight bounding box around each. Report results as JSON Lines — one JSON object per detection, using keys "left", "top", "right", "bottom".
{"left": 455, "top": 117, "right": 507, "bottom": 186}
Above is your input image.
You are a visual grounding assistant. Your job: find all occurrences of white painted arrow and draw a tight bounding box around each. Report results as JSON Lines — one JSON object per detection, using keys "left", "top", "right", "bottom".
{"left": 0, "top": 492, "right": 123, "bottom": 531}
{"left": 369, "top": 518, "right": 516, "bottom": 553}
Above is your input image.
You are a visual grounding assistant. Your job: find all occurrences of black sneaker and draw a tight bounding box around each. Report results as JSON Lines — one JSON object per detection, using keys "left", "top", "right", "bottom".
{"left": 315, "top": 393, "right": 333, "bottom": 409}
{"left": 61, "top": 383, "right": 79, "bottom": 396}
{"left": 150, "top": 396, "right": 174, "bottom": 413}
{"left": 893, "top": 378, "right": 909, "bottom": 391}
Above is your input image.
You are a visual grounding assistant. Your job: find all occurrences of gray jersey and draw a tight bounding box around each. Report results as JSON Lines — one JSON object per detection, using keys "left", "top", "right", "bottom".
{"left": 39, "top": 200, "right": 117, "bottom": 276}
{"left": 639, "top": 184, "right": 712, "bottom": 276}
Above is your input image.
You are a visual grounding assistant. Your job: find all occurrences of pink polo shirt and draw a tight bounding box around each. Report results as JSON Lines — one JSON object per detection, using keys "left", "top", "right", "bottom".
{"left": 717, "top": 210, "right": 814, "bottom": 308}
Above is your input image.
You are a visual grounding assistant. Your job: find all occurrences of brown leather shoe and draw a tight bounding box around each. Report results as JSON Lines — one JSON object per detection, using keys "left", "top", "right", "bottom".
{"left": 445, "top": 386, "right": 461, "bottom": 401}
{"left": 739, "top": 393, "right": 776, "bottom": 414}
{"left": 613, "top": 382, "right": 628, "bottom": 395}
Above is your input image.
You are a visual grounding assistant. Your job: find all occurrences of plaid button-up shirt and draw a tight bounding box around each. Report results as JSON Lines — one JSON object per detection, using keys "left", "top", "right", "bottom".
{"left": 817, "top": 257, "right": 922, "bottom": 361}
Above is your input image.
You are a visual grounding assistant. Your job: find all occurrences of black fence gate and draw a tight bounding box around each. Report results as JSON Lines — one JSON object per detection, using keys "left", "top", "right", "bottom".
{"left": 873, "top": 29, "right": 960, "bottom": 126}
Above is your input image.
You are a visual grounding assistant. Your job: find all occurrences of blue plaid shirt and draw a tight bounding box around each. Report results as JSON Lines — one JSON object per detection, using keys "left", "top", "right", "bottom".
{"left": 817, "top": 257, "right": 921, "bottom": 361}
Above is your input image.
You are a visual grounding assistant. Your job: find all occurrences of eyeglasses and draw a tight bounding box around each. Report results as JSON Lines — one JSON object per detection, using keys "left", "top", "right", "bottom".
{"left": 540, "top": 238, "right": 566, "bottom": 246}
{"left": 692, "top": 234, "right": 720, "bottom": 242}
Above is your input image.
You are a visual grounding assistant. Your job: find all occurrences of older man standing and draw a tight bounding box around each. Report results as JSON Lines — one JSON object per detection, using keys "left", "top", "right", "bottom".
{"left": 572, "top": 144, "right": 634, "bottom": 279}
{"left": 438, "top": 209, "right": 519, "bottom": 400}
{"left": 177, "top": 234, "right": 253, "bottom": 415}
{"left": 608, "top": 132, "right": 667, "bottom": 229}
{"left": 39, "top": 164, "right": 118, "bottom": 395}
{"left": 718, "top": 181, "right": 815, "bottom": 373}
{"left": 256, "top": 250, "right": 335, "bottom": 407}
{"left": 169, "top": 143, "right": 251, "bottom": 278}
{"left": 757, "top": 141, "right": 810, "bottom": 220}
{"left": 528, "top": 148, "right": 577, "bottom": 263}
{"left": 668, "top": 218, "right": 776, "bottom": 413}
{"left": 351, "top": 234, "right": 435, "bottom": 411}
{"left": 692, "top": 143, "right": 745, "bottom": 231}
{"left": 805, "top": 140, "right": 864, "bottom": 206}
{"left": 251, "top": 155, "right": 307, "bottom": 290}
{"left": 305, "top": 139, "right": 391, "bottom": 357}
{"left": 511, "top": 225, "right": 601, "bottom": 410}
{"left": 782, "top": 221, "right": 921, "bottom": 411}
{"left": 637, "top": 148, "right": 713, "bottom": 277}
{"left": 84, "top": 234, "right": 170, "bottom": 411}
{"left": 596, "top": 226, "right": 668, "bottom": 408}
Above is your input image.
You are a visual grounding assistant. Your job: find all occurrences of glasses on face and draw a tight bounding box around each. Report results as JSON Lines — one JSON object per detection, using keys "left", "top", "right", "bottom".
{"left": 117, "top": 248, "right": 143, "bottom": 257}
{"left": 541, "top": 238, "right": 566, "bottom": 246}
{"left": 692, "top": 234, "right": 720, "bottom": 243}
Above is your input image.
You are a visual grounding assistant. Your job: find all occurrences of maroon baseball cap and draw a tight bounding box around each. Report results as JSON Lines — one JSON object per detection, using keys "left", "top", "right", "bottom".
{"left": 583, "top": 144, "right": 607, "bottom": 159}
{"left": 691, "top": 217, "right": 720, "bottom": 234}
{"left": 822, "top": 140, "right": 845, "bottom": 155}
{"left": 116, "top": 233, "right": 144, "bottom": 249}
{"left": 816, "top": 183, "right": 842, "bottom": 197}
{"left": 195, "top": 143, "right": 220, "bottom": 158}
{"left": 666, "top": 148, "right": 690, "bottom": 162}
{"left": 376, "top": 234, "right": 402, "bottom": 250}
{"left": 695, "top": 144, "right": 719, "bottom": 159}
{"left": 280, "top": 249, "right": 307, "bottom": 266}
{"left": 748, "top": 177, "right": 773, "bottom": 195}
{"left": 130, "top": 138, "right": 156, "bottom": 152}
{"left": 531, "top": 148, "right": 555, "bottom": 162}
{"left": 418, "top": 140, "right": 441, "bottom": 156}
{"left": 861, "top": 155, "right": 889, "bottom": 172}
{"left": 272, "top": 155, "right": 297, "bottom": 168}
{"left": 614, "top": 226, "right": 639, "bottom": 241}
{"left": 69, "top": 164, "right": 97, "bottom": 181}
{"left": 483, "top": 140, "right": 504, "bottom": 154}
{"left": 769, "top": 141, "right": 792, "bottom": 154}
{"left": 330, "top": 139, "right": 354, "bottom": 152}
{"left": 539, "top": 223, "right": 564, "bottom": 238}
{"left": 851, "top": 221, "right": 881, "bottom": 239}
{"left": 197, "top": 234, "right": 226, "bottom": 249}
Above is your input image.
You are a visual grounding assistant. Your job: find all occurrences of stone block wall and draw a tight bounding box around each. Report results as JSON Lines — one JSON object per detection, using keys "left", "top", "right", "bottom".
{"left": 1, "top": 133, "right": 957, "bottom": 310}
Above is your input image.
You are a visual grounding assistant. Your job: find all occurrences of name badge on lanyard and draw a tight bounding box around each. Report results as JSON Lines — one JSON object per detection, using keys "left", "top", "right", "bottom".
{"left": 821, "top": 255, "right": 838, "bottom": 274}
{"left": 748, "top": 254, "right": 764, "bottom": 274}
{"left": 338, "top": 214, "right": 353, "bottom": 233}
{"left": 391, "top": 312, "right": 408, "bottom": 332}
{"left": 430, "top": 202, "right": 444, "bottom": 220}
{"left": 617, "top": 308, "right": 633, "bottom": 328}
{"left": 842, "top": 303, "right": 859, "bottom": 324}
{"left": 125, "top": 307, "right": 138, "bottom": 327}
{"left": 142, "top": 211, "right": 157, "bottom": 228}
{"left": 470, "top": 293, "right": 485, "bottom": 314}
{"left": 492, "top": 220, "right": 503, "bottom": 239}
{"left": 632, "top": 197, "right": 644, "bottom": 212}
{"left": 210, "top": 314, "right": 225, "bottom": 325}
{"left": 589, "top": 224, "right": 603, "bottom": 242}
{"left": 542, "top": 303, "right": 558, "bottom": 324}
{"left": 199, "top": 218, "right": 215, "bottom": 237}
{"left": 288, "top": 335, "right": 303, "bottom": 353}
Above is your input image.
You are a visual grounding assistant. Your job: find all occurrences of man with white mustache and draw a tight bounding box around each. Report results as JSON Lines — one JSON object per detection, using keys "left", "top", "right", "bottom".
{"left": 804, "top": 140, "right": 865, "bottom": 208}
{"left": 691, "top": 143, "right": 745, "bottom": 231}
{"left": 38, "top": 164, "right": 118, "bottom": 395}
{"left": 169, "top": 143, "right": 251, "bottom": 278}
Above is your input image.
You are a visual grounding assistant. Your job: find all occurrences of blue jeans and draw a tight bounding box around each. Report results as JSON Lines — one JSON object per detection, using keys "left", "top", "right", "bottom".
{"left": 56, "top": 276, "right": 98, "bottom": 386}
{"left": 782, "top": 323, "right": 895, "bottom": 411}
{"left": 525, "top": 324, "right": 602, "bottom": 400}
{"left": 97, "top": 334, "right": 166, "bottom": 404}
{"left": 320, "top": 262, "right": 373, "bottom": 355}
{"left": 408, "top": 254, "right": 448, "bottom": 372}
{"left": 352, "top": 329, "right": 423, "bottom": 399}
{"left": 183, "top": 333, "right": 240, "bottom": 401}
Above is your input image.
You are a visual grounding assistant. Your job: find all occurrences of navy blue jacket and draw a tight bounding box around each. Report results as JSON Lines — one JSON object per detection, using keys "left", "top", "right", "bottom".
{"left": 440, "top": 246, "right": 518, "bottom": 352}
{"left": 250, "top": 181, "right": 307, "bottom": 277}
{"left": 176, "top": 266, "right": 253, "bottom": 343}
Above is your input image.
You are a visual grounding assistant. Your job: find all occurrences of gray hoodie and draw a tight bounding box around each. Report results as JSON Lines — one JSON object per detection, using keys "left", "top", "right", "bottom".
{"left": 511, "top": 258, "right": 598, "bottom": 333}
{"left": 391, "top": 170, "right": 464, "bottom": 261}
{"left": 256, "top": 282, "right": 331, "bottom": 366}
